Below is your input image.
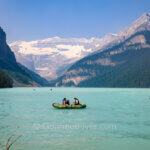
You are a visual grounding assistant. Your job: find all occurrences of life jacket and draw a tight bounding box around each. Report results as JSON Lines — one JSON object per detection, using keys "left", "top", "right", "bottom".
{"left": 75, "top": 99, "right": 80, "bottom": 105}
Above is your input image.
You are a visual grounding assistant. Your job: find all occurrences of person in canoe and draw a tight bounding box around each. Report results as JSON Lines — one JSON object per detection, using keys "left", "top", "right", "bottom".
{"left": 62, "top": 98, "right": 70, "bottom": 105}
{"left": 62, "top": 98, "right": 67, "bottom": 105}
{"left": 73, "top": 97, "right": 80, "bottom": 105}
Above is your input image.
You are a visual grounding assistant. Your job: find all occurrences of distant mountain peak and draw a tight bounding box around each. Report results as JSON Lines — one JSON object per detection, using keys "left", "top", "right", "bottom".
{"left": 142, "top": 12, "right": 150, "bottom": 17}
{"left": 135, "top": 12, "right": 150, "bottom": 25}
{"left": 118, "top": 13, "right": 150, "bottom": 39}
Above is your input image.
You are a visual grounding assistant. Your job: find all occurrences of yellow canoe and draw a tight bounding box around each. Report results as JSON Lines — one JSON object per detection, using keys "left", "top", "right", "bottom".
{"left": 52, "top": 103, "right": 86, "bottom": 109}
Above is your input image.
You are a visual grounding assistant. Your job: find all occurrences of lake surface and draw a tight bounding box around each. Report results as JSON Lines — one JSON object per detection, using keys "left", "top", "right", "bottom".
{"left": 0, "top": 88, "right": 150, "bottom": 150}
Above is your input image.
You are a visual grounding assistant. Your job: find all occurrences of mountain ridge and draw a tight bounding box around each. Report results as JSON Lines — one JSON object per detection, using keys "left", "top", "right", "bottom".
{"left": 9, "top": 32, "right": 117, "bottom": 80}
{"left": 9, "top": 13, "right": 150, "bottom": 81}
{"left": 53, "top": 29, "right": 150, "bottom": 87}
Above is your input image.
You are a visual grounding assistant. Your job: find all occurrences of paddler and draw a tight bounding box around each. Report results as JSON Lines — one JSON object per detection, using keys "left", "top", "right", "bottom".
{"left": 73, "top": 97, "right": 80, "bottom": 105}
{"left": 62, "top": 98, "right": 67, "bottom": 105}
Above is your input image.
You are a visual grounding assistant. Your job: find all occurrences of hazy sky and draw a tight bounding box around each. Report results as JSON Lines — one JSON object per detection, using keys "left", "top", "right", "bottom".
{"left": 0, "top": 0, "right": 150, "bottom": 43}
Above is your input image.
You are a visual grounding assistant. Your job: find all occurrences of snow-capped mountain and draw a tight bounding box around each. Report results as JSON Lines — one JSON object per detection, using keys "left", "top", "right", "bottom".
{"left": 9, "top": 35, "right": 117, "bottom": 80}
{"left": 9, "top": 13, "right": 150, "bottom": 81}
{"left": 54, "top": 13, "right": 150, "bottom": 87}
{"left": 119, "top": 13, "right": 150, "bottom": 38}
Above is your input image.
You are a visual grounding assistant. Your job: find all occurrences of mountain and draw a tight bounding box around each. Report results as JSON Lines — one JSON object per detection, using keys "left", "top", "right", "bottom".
{"left": 119, "top": 13, "right": 150, "bottom": 39}
{"left": 9, "top": 13, "right": 150, "bottom": 82}
{"left": 54, "top": 13, "right": 150, "bottom": 87}
{"left": 0, "top": 27, "right": 49, "bottom": 87}
{"left": 9, "top": 35, "right": 117, "bottom": 81}
{"left": 93, "top": 13, "right": 150, "bottom": 54}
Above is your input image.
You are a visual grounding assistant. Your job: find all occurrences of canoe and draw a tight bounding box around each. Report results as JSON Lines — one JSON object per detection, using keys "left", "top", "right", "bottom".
{"left": 52, "top": 103, "right": 86, "bottom": 109}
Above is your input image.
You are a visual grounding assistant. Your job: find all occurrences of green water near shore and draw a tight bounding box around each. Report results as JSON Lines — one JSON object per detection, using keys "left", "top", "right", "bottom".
{"left": 0, "top": 87, "right": 150, "bottom": 150}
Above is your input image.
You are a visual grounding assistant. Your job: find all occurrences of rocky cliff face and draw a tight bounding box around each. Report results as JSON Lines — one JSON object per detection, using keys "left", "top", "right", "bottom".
{"left": 0, "top": 27, "right": 16, "bottom": 62}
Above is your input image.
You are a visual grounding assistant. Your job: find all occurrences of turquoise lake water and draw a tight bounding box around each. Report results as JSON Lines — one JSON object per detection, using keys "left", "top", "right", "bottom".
{"left": 0, "top": 87, "right": 150, "bottom": 150}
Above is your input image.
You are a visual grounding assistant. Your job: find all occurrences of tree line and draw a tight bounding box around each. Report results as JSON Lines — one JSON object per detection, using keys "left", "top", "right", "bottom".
{"left": 0, "top": 70, "right": 13, "bottom": 88}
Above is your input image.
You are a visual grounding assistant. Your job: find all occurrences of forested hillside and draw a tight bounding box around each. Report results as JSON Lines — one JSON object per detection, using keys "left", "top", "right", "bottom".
{"left": 0, "top": 70, "right": 13, "bottom": 88}
{"left": 54, "top": 30, "right": 150, "bottom": 87}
